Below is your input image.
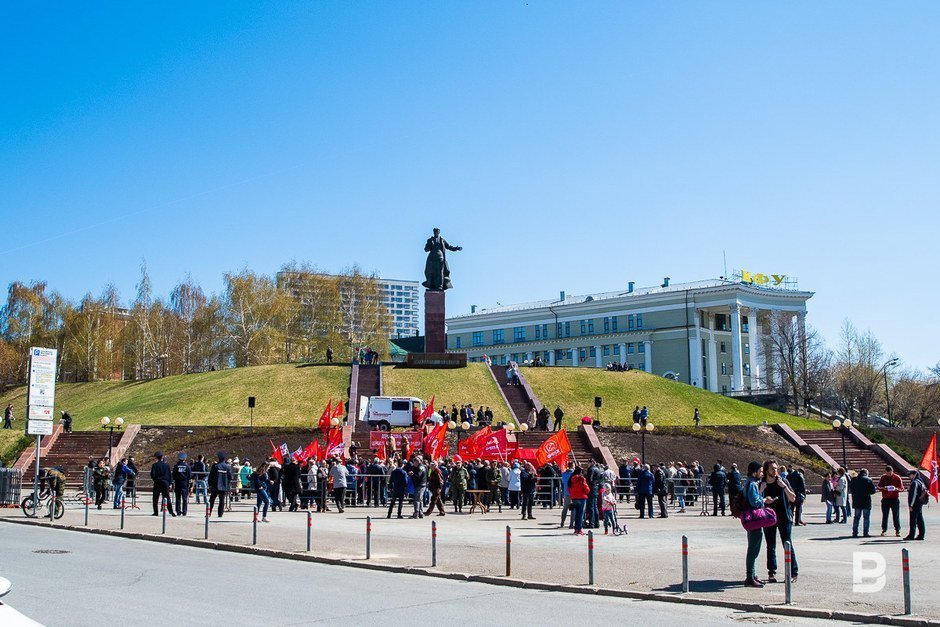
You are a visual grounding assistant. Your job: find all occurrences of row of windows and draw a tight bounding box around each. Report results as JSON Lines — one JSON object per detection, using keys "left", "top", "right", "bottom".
{"left": 462, "top": 314, "right": 651, "bottom": 349}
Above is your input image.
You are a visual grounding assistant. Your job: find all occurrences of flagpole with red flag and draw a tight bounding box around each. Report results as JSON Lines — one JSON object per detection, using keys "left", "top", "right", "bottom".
{"left": 919, "top": 433, "right": 939, "bottom": 502}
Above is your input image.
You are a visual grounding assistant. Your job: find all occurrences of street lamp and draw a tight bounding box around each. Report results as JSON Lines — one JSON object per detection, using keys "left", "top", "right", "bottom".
{"left": 101, "top": 416, "right": 125, "bottom": 461}
{"left": 632, "top": 421, "right": 655, "bottom": 465}
{"left": 832, "top": 418, "right": 853, "bottom": 468}
{"left": 881, "top": 358, "right": 900, "bottom": 426}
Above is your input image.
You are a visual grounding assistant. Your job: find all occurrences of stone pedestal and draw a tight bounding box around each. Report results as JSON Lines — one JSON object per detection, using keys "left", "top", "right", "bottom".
{"left": 424, "top": 290, "right": 446, "bottom": 353}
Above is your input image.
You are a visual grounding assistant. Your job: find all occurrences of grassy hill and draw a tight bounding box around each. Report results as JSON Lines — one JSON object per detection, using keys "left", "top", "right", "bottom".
{"left": 0, "top": 364, "right": 351, "bottom": 432}
{"left": 382, "top": 363, "right": 513, "bottom": 423}
{"left": 524, "top": 367, "right": 826, "bottom": 430}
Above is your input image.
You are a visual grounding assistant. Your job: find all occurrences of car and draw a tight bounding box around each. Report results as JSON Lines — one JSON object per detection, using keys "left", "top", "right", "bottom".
{"left": 0, "top": 577, "right": 43, "bottom": 626}
{"left": 359, "top": 396, "right": 438, "bottom": 431}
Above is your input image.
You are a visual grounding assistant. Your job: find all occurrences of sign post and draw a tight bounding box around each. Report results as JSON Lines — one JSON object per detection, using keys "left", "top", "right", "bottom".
{"left": 26, "top": 348, "right": 57, "bottom": 505}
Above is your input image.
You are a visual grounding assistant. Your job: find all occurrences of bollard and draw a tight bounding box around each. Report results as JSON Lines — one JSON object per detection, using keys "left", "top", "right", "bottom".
{"left": 432, "top": 520, "right": 437, "bottom": 567}
{"left": 306, "top": 510, "right": 312, "bottom": 552}
{"left": 252, "top": 506, "right": 258, "bottom": 545}
{"left": 366, "top": 516, "right": 372, "bottom": 560}
{"left": 162, "top": 499, "right": 167, "bottom": 535}
{"left": 902, "top": 548, "right": 912, "bottom": 615}
{"left": 84, "top": 496, "right": 89, "bottom": 526}
{"left": 588, "top": 530, "right": 595, "bottom": 585}
{"left": 784, "top": 541, "right": 792, "bottom": 604}
{"left": 505, "top": 525, "right": 512, "bottom": 577}
{"left": 204, "top": 504, "right": 210, "bottom": 539}
{"left": 120, "top": 496, "right": 126, "bottom": 530}
{"left": 681, "top": 535, "right": 689, "bottom": 593}
{"left": 49, "top": 496, "right": 55, "bottom": 521}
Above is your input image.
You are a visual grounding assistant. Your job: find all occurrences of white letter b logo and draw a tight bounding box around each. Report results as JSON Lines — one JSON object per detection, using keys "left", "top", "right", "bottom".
{"left": 853, "top": 552, "right": 886, "bottom": 593}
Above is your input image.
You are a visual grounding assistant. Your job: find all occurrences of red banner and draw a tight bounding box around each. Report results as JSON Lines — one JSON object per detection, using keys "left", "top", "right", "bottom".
{"left": 368, "top": 431, "right": 423, "bottom": 451}
{"left": 318, "top": 400, "right": 332, "bottom": 433}
{"left": 478, "top": 429, "right": 517, "bottom": 461}
{"left": 325, "top": 428, "right": 345, "bottom": 460}
{"left": 535, "top": 430, "right": 572, "bottom": 468}
{"left": 424, "top": 422, "right": 448, "bottom": 460}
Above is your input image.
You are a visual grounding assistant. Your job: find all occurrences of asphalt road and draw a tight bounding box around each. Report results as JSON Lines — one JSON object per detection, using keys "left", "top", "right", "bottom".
{"left": 0, "top": 524, "right": 833, "bottom": 627}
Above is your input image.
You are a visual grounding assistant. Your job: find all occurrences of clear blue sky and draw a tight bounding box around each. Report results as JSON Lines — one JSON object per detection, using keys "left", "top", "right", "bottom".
{"left": 1, "top": 3, "right": 937, "bottom": 369}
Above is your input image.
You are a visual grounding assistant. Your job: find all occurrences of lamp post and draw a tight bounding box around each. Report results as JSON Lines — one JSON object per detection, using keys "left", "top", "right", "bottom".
{"left": 101, "top": 416, "right": 125, "bottom": 461}
{"left": 832, "top": 418, "right": 853, "bottom": 468}
{"left": 632, "top": 422, "right": 654, "bottom": 465}
{"left": 881, "top": 358, "right": 900, "bottom": 426}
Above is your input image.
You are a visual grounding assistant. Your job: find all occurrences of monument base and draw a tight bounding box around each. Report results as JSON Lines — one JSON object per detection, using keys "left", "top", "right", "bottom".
{"left": 424, "top": 290, "right": 446, "bottom": 353}
{"left": 406, "top": 352, "right": 467, "bottom": 368}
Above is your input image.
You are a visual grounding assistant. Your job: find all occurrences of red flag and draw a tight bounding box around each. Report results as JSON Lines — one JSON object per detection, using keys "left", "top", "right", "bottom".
{"left": 301, "top": 439, "right": 321, "bottom": 463}
{"left": 920, "top": 433, "right": 939, "bottom": 502}
{"left": 319, "top": 400, "right": 333, "bottom": 433}
{"left": 479, "top": 428, "right": 515, "bottom": 460}
{"left": 438, "top": 442, "right": 449, "bottom": 459}
{"left": 423, "top": 421, "right": 448, "bottom": 460}
{"left": 375, "top": 443, "right": 387, "bottom": 461}
{"left": 419, "top": 396, "right": 436, "bottom": 421}
{"left": 457, "top": 426, "right": 491, "bottom": 458}
{"left": 535, "top": 430, "right": 572, "bottom": 468}
{"left": 270, "top": 440, "right": 284, "bottom": 465}
{"left": 325, "top": 428, "right": 345, "bottom": 460}
{"left": 332, "top": 400, "right": 345, "bottom": 419}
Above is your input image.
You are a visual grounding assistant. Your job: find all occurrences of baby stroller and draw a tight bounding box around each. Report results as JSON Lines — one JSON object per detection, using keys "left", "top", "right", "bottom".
{"left": 602, "top": 484, "right": 628, "bottom": 535}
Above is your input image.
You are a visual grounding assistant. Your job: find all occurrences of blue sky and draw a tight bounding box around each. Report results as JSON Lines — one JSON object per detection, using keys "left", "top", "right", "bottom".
{"left": 1, "top": 3, "right": 937, "bottom": 369}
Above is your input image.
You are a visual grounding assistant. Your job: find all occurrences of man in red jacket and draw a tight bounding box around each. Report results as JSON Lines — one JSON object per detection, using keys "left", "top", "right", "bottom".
{"left": 876, "top": 465, "right": 904, "bottom": 537}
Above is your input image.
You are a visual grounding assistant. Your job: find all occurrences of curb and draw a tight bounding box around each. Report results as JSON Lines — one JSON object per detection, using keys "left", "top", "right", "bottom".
{"left": 2, "top": 517, "right": 937, "bottom": 626}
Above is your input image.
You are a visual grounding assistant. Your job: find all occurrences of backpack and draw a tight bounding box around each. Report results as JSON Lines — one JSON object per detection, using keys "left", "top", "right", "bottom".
{"left": 730, "top": 492, "right": 746, "bottom": 518}
{"left": 917, "top": 479, "right": 929, "bottom": 505}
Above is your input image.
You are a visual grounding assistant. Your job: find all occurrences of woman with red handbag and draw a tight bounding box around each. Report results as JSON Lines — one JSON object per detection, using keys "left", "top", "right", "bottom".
{"left": 761, "top": 461, "right": 799, "bottom": 583}
{"left": 743, "top": 461, "right": 776, "bottom": 588}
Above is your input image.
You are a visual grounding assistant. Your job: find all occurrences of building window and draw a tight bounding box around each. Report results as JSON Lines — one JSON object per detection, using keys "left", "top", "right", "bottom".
{"left": 638, "top": 363, "right": 645, "bottom": 372}
{"left": 613, "top": 344, "right": 620, "bottom": 355}
{"left": 636, "top": 314, "right": 643, "bottom": 329}
{"left": 556, "top": 349, "right": 565, "bottom": 361}
{"left": 628, "top": 344, "right": 635, "bottom": 354}
{"left": 744, "top": 363, "right": 751, "bottom": 375}
{"left": 557, "top": 322, "right": 562, "bottom": 338}
{"left": 500, "top": 355, "right": 507, "bottom": 365}
{"left": 513, "top": 327, "right": 525, "bottom": 342}
{"left": 493, "top": 329, "right": 505, "bottom": 344}
{"left": 721, "top": 362, "right": 728, "bottom": 375}
{"left": 588, "top": 319, "right": 594, "bottom": 334}
{"left": 628, "top": 315, "right": 635, "bottom": 330}
{"left": 565, "top": 322, "right": 571, "bottom": 337}
{"left": 638, "top": 342, "right": 645, "bottom": 354}
{"left": 612, "top": 317, "right": 618, "bottom": 332}
{"left": 742, "top": 316, "right": 749, "bottom": 333}
{"left": 535, "top": 325, "right": 541, "bottom": 339}
{"left": 722, "top": 385, "right": 728, "bottom": 393}
{"left": 472, "top": 332, "right": 483, "bottom": 346}
{"left": 580, "top": 320, "right": 587, "bottom": 335}
{"left": 579, "top": 348, "right": 586, "bottom": 361}
{"left": 589, "top": 347, "right": 596, "bottom": 357}
{"left": 542, "top": 323, "right": 548, "bottom": 339}
{"left": 567, "top": 349, "right": 573, "bottom": 360}
{"left": 603, "top": 345, "right": 610, "bottom": 357}
{"left": 455, "top": 337, "right": 461, "bottom": 349}
{"left": 744, "top": 342, "right": 750, "bottom": 355}
{"left": 603, "top": 317, "right": 610, "bottom": 333}
{"left": 715, "top": 314, "right": 727, "bottom": 331}
{"left": 720, "top": 341, "right": 726, "bottom": 354}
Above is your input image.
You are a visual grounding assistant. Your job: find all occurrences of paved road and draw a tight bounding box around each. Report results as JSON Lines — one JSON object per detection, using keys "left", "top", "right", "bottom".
{"left": 1, "top": 524, "right": 832, "bottom": 626}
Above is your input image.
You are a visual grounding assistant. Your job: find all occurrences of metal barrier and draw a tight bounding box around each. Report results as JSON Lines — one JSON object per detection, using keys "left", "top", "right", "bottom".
{"left": 0, "top": 468, "right": 23, "bottom": 506}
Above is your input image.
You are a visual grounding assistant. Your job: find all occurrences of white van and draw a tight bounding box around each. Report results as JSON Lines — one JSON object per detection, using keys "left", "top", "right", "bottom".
{"left": 359, "top": 396, "right": 438, "bottom": 431}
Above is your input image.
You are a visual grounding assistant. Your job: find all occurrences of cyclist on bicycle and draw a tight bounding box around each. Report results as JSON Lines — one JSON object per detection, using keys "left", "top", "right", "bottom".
{"left": 45, "top": 467, "right": 67, "bottom": 498}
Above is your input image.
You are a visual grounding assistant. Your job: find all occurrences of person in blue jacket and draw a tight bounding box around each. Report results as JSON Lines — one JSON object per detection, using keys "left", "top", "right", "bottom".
{"left": 387, "top": 461, "right": 408, "bottom": 519}
{"left": 636, "top": 464, "right": 654, "bottom": 519}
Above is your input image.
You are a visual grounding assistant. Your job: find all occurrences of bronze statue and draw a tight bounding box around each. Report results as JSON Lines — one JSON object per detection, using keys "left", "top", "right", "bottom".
{"left": 422, "top": 227, "right": 462, "bottom": 291}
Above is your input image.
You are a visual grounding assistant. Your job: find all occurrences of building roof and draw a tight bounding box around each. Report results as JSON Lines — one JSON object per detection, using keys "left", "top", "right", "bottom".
{"left": 449, "top": 278, "right": 812, "bottom": 319}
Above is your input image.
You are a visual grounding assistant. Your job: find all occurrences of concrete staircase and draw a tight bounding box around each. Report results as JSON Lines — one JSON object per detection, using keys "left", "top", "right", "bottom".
{"left": 348, "top": 364, "right": 381, "bottom": 435}
{"left": 489, "top": 365, "right": 538, "bottom": 424}
{"left": 795, "top": 428, "right": 914, "bottom": 486}
{"left": 20, "top": 432, "right": 115, "bottom": 489}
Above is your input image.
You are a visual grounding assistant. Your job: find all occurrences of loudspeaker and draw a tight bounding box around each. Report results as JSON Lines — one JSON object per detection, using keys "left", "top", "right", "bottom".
{"left": 594, "top": 396, "right": 602, "bottom": 408}
{"left": 248, "top": 396, "right": 256, "bottom": 409}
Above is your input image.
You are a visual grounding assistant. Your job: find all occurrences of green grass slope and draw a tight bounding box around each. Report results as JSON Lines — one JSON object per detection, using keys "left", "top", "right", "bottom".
{"left": 524, "top": 367, "right": 826, "bottom": 430}
{"left": 382, "top": 363, "right": 513, "bottom": 423}
{"left": 0, "top": 364, "right": 350, "bottom": 431}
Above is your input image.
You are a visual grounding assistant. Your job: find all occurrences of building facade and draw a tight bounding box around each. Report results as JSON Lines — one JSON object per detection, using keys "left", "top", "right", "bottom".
{"left": 381, "top": 278, "right": 420, "bottom": 338}
{"left": 445, "top": 278, "right": 813, "bottom": 393}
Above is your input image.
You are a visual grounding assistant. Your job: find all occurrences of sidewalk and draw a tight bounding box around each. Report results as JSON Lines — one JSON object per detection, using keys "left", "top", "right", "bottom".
{"left": 4, "top": 496, "right": 937, "bottom": 622}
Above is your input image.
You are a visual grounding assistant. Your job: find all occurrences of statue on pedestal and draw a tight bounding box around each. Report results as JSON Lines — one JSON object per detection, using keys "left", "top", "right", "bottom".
{"left": 422, "top": 227, "right": 462, "bottom": 291}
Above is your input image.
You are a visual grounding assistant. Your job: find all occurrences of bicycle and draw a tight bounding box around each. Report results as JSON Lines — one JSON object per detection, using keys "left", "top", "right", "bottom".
{"left": 21, "top": 489, "right": 65, "bottom": 520}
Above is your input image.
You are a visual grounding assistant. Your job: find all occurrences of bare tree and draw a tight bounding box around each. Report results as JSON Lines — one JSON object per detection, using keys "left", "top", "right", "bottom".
{"left": 763, "top": 311, "right": 831, "bottom": 415}
{"left": 832, "top": 321, "right": 885, "bottom": 424}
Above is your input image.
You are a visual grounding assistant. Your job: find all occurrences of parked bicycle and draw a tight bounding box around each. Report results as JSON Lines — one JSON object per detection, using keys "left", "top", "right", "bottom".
{"left": 20, "top": 488, "right": 64, "bottom": 519}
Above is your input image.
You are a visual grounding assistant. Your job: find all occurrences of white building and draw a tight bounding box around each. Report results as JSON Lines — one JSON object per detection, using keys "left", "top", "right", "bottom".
{"left": 445, "top": 276, "right": 813, "bottom": 393}
{"left": 381, "top": 278, "right": 421, "bottom": 338}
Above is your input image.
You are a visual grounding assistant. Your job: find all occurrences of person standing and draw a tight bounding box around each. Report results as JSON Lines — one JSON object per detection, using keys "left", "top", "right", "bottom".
{"left": 92, "top": 459, "right": 110, "bottom": 510}
{"left": 150, "top": 452, "right": 176, "bottom": 517}
{"left": 553, "top": 406, "right": 564, "bottom": 431}
{"left": 834, "top": 467, "right": 849, "bottom": 523}
{"left": 2, "top": 404, "right": 13, "bottom": 429}
{"left": 850, "top": 468, "right": 877, "bottom": 537}
{"left": 520, "top": 462, "right": 537, "bottom": 520}
{"left": 326, "top": 346, "right": 333, "bottom": 364}
{"left": 487, "top": 461, "right": 502, "bottom": 512}
{"left": 424, "top": 461, "right": 446, "bottom": 516}
{"left": 636, "top": 464, "right": 654, "bottom": 519}
{"left": 507, "top": 462, "right": 522, "bottom": 509}
{"left": 743, "top": 461, "right": 772, "bottom": 588}
{"left": 568, "top": 467, "right": 590, "bottom": 536}
{"left": 559, "top": 463, "right": 574, "bottom": 528}
{"left": 329, "top": 459, "right": 349, "bottom": 513}
{"left": 761, "top": 460, "right": 798, "bottom": 583}
{"left": 877, "top": 465, "right": 904, "bottom": 537}
{"left": 693, "top": 408, "right": 700, "bottom": 428}
{"left": 172, "top": 453, "right": 191, "bottom": 516}
{"left": 905, "top": 469, "right": 928, "bottom": 541}
{"left": 821, "top": 472, "right": 835, "bottom": 523}
{"left": 449, "top": 459, "right": 468, "bottom": 513}
{"left": 60, "top": 411, "right": 73, "bottom": 433}
{"left": 387, "top": 461, "right": 408, "bottom": 518}
{"left": 112, "top": 457, "right": 134, "bottom": 509}
{"left": 208, "top": 452, "right": 233, "bottom": 518}
{"left": 252, "top": 462, "right": 273, "bottom": 522}
{"left": 654, "top": 463, "right": 668, "bottom": 518}
{"left": 632, "top": 406, "right": 641, "bottom": 425}
{"left": 709, "top": 464, "right": 728, "bottom": 516}
{"left": 788, "top": 467, "right": 807, "bottom": 526}
{"left": 282, "top": 457, "right": 303, "bottom": 512}
{"left": 192, "top": 455, "right": 208, "bottom": 504}
{"left": 586, "top": 461, "right": 604, "bottom": 528}
{"left": 408, "top": 455, "right": 427, "bottom": 518}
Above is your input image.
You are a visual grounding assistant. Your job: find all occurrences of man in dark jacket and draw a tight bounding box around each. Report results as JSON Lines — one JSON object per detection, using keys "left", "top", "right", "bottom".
{"left": 654, "top": 463, "right": 668, "bottom": 518}
{"left": 709, "top": 464, "right": 728, "bottom": 516}
{"left": 282, "top": 457, "right": 303, "bottom": 512}
{"left": 850, "top": 468, "right": 877, "bottom": 537}
{"left": 409, "top": 456, "right": 428, "bottom": 519}
{"left": 618, "top": 460, "right": 633, "bottom": 502}
{"left": 727, "top": 463, "right": 743, "bottom": 501}
{"left": 905, "top": 469, "right": 927, "bottom": 541}
{"left": 366, "top": 458, "right": 385, "bottom": 507}
{"left": 586, "top": 461, "right": 605, "bottom": 528}
{"left": 553, "top": 406, "right": 564, "bottom": 431}
{"left": 387, "top": 461, "right": 408, "bottom": 519}
{"left": 208, "top": 452, "right": 233, "bottom": 518}
{"left": 788, "top": 468, "right": 807, "bottom": 526}
{"left": 172, "top": 453, "right": 192, "bottom": 516}
{"left": 636, "top": 464, "right": 654, "bottom": 519}
{"left": 150, "top": 452, "right": 176, "bottom": 517}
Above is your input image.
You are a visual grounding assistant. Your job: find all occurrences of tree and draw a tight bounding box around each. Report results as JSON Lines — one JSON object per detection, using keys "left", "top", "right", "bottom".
{"left": 763, "top": 311, "right": 832, "bottom": 415}
{"left": 221, "top": 270, "right": 293, "bottom": 367}
{"left": 831, "top": 321, "right": 884, "bottom": 424}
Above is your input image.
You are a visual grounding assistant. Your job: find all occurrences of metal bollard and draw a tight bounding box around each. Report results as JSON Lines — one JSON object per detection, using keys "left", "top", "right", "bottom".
{"left": 252, "top": 506, "right": 258, "bottom": 545}
{"left": 784, "top": 541, "right": 792, "bottom": 604}
{"left": 162, "top": 499, "right": 167, "bottom": 534}
{"left": 204, "top": 504, "right": 210, "bottom": 539}
{"left": 506, "top": 525, "right": 512, "bottom": 577}
{"left": 366, "top": 516, "right": 372, "bottom": 560}
{"left": 84, "top": 496, "right": 89, "bottom": 526}
{"left": 120, "top": 496, "right": 126, "bottom": 530}
{"left": 681, "top": 535, "right": 689, "bottom": 593}
{"left": 588, "top": 530, "right": 595, "bottom": 585}
{"left": 432, "top": 520, "right": 437, "bottom": 567}
{"left": 902, "top": 548, "right": 912, "bottom": 615}
{"left": 306, "top": 510, "right": 312, "bottom": 552}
